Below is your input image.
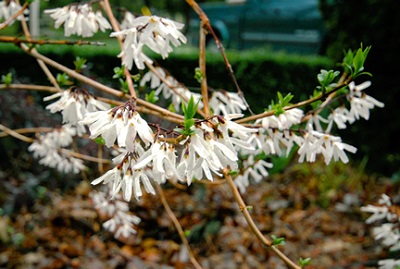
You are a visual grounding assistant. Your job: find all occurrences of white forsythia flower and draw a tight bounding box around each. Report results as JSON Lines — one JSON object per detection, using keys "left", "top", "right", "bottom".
{"left": 44, "top": 87, "right": 110, "bottom": 135}
{"left": 110, "top": 15, "right": 186, "bottom": 70}
{"left": 80, "top": 100, "right": 154, "bottom": 151}
{"left": 0, "top": 0, "right": 29, "bottom": 24}
{"left": 209, "top": 90, "right": 247, "bottom": 116}
{"left": 260, "top": 108, "right": 304, "bottom": 130}
{"left": 347, "top": 81, "right": 384, "bottom": 123}
{"left": 28, "top": 124, "right": 85, "bottom": 174}
{"left": 378, "top": 259, "right": 400, "bottom": 269}
{"left": 90, "top": 189, "right": 141, "bottom": 238}
{"left": 297, "top": 124, "right": 356, "bottom": 164}
{"left": 44, "top": 4, "right": 111, "bottom": 37}
{"left": 140, "top": 67, "right": 202, "bottom": 112}
{"left": 361, "top": 194, "right": 398, "bottom": 224}
{"left": 92, "top": 148, "right": 156, "bottom": 201}
{"left": 120, "top": 10, "right": 136, "bottom": 30}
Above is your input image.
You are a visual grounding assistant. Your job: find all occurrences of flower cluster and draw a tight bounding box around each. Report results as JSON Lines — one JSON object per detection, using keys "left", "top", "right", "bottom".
{"left": 28, "top": 124, "right": 85, "bottom": 174}
{"left": 44, "top": 87, "right": 110, "bottom": 135}
{"left": 140, "top": 67, "right": 201, "bottom": 112}
{"left": 79, "top": 100, "right": 154, "bottom": 151}
{"left": 140, "top": 67, "right": 247, "bottom": 115}
{"left": 120, "top": 10, "right": 136, "bottom": 30}
{"left": 0, "top": 0, "right": 29, "bottom": 24}
{"left": 309, "top": 81, "right": 384, "bottom": 133}
{"left": 361, "top": 194, "right": 400, "bottom": 268}
{"left": 44, "top": 4, "right": 111, "bottom": 37}
{"left": 111, "top": 15, "right": 186, "bottom": 70}
{"left": 90, "top": 189, "right": 140, "bottom": 238}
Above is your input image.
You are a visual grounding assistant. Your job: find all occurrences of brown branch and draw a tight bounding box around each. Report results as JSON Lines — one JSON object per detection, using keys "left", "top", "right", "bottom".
{"left": 235, "top": 77, "right": 352, "bottom": 124}
{"left": 100, "top": 0, "right": 137, "bottom": 99}
{"left": 0, "top": 84, "right": 60, "bottom": 93}
{"left": 0, "top": 2, "right": 29, "bottom": 30}
{"left": 61, "top": 149, "right": 111, "bottom": 164}
{"left": 223, "top": 169, "right": 301, "bottom": 269}
{"left": 0, "top": 124, "right": 34, "bottom": 143}
{"left": 155, "top": 184, "right": 203, "bottom": 269}
{"left": 186, "top": 0, "right": 253, "bottom": 115}
{"left": 145, "top": 63, "right": 206, "bottom": 118}
{"left": 199, "top": 22, "right": 210, "bottom": 118}
{"left": 17, "top": 43, "right": 184, "bottom": 123}
{"left": 0, "top": 36, "right": 106, "bottom": 46}
{"left": 0, "top": 127, "right": 54, "bottom": 138}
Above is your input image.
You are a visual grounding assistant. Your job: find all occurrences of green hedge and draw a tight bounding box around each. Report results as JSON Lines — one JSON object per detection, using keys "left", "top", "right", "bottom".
{"left": 0, "top": 44, "right": 332, "bottom": 115}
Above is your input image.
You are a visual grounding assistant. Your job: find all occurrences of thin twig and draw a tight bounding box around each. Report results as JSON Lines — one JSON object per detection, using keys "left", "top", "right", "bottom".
{"left": 145, "top": 63, "right": 206, "bottom": 118}
{"left": 235, "top": 77, "right": 352, "bottom": 124}
{"left": 0, "top": 84, "right": 60, "bottom": 93}
{"left": 0, "top": 2, "right": 29, "bottom": 30}
{"left": 0, "top": 127, "right": 53, "bottom": 138}
{"left": 101, "top": 0, "right": 137, "bottom": 99}
{"left": 155, "top": 184, "right": 203, "bottom": 269}
{"left": 199, "top": 22, "right": 210, "bottom": 118}
{"left": 18, "top": 43, "right": 184, "bottom": 123}
{"left": 62, "top": 149, "right": 111, "bottom": 164}
{"left": 223, "top": 169, "right": 301, "bottom": 269}
{"left": 185, "top": 0, "right": 253, "bottom": 115}
{"left": 0, "top": 124, "right": 34, "bottom": 143}
{"left": 0, "top": 36, "right": 106, "bottom": 46}
{"left": 16, "top": 5, "right": 62, "bottom": 91}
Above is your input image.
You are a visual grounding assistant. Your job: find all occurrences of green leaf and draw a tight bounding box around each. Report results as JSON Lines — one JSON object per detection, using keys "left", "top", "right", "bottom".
{"left": 1, "top": 73, "right": 12, "bottom": 86}
{"left": 94, "top": 137, "right": 105, "bottom": 145}
{"left": 229, "top": 170, "right": 239, "bottom": 176}
{"left": 74, "top": 56, "right": 87, "bottom": 72}
{"left": 119, "top": 78, "right": 129, "bottom": 94}
{"left": 168, "top": 103, "right": 176, "bottom": 112}
{"left": 113, "top": 66, "right": 125, "bottom": 79}
{"left": 271, "top": 234, "right": 286, "bottom": 246}
{"left": 56, "top": 73, "right": 73, "bottom": 87}
{"left": 184, "top": 118, "right": 195, "bottom": 132}
{"left": 266, "top": 92, "right": 294, "bottom": 116}
{"left": 145, "top": 90, "right": 159, "bottom": 103}
{"left": 299, "top": 257, "right": 312, "bottom": 267}
{"left": 194, "top": 67, "right": 203, "bottom": 83}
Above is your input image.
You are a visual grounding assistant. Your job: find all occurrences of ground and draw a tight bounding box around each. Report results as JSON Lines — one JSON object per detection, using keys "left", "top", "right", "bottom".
{"left": 0, "top": 159, "right": 397, "bottom": 269}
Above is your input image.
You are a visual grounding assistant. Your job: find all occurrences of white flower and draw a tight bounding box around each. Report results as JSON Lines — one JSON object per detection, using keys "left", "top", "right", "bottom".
{"left": 80, "top": 100, "right": 154, "bottom": 151}
{"left": 307, "top": 113, "right": 329, "bottom": 132}
{"left": 44, "top": 88, "right": 110, "bottom": 135}
{"left": 260, "top": 108, "right": 304, "bottom": 130}
{"left": 28, "top": 125, "right": 85, "bottom": 174}
{"left": 44, "top": 4, "right": 111, "bottom": 37}
{"left": 0, "top": 0, "right": 29, "bottom": 24}
{"left": 347, "top": 81, "right": 384, "bottom": 123}
{"left": 133, "top": 141, "right": 180, "bottom": 184}
{"left": 378, "top": 259, "right": 400, "bottom": 269}
{"left": 91, "top": 149, "right": 157, "bottom": 202}
{"left": 209, "top": 91, "right": 247, "bottom": 115}
{"left": 120, "top": 10, "right": 136, "bottom": 30}
{"left": 90, "top": 189, "right": 141, "bottom": 238}
{"left": 110, "top": 15, "right": 186, "bottom": 70}
{"left": 326, "top": 106, "right": 349, "bottom": 131}
{"left": 361, "top": 194, "right": 398, "bottom": 224}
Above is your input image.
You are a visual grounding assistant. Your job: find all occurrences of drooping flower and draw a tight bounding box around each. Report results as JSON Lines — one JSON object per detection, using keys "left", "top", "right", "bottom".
{"left": 44, "top": 3, "right": 111, "bottom": 37}
{"left": 91, "top": 149, "right": 156, "bottom": 201}
{"left": 28, "top": 124, "right": 85, "bottom": 174}
{"left": 90, "top": 189, "right": 141, "bottom": 238}
{"left": 110, "top": 15, "right": 186, "bottom": 70}
{"left": 44, "top": 87, "right": 110, "bottom": 135}
{"left": 80, "top": 100, "right": 154, "bottom": 151}
{"left": 0, "top": 0, "right": 29, "bottom": 24}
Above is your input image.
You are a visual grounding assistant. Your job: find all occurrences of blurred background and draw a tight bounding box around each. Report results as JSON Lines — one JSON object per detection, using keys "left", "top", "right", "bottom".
{"left": 1, "top": 0, "right": 400, "bottom": 268}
